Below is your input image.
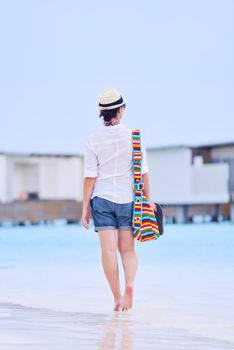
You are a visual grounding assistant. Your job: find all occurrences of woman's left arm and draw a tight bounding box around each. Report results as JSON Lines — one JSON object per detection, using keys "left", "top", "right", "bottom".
{"left": 81, "top": 137, "right": 98, "bottom": 229}
{"left": 81, "top": 177, "right": 97, "bottom": 229}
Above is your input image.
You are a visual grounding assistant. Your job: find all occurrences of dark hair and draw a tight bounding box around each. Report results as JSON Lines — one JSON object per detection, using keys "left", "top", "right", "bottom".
{"left": 99, "top": 104, "right": 126, "bottom": 123}
{"left": 99, "top": 107, "right": 120, "bottom": 122}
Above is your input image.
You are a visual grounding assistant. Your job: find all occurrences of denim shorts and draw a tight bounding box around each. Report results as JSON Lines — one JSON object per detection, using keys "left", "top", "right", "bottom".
{"left": 90, "top": 196, "right": 134, "bottom": 232}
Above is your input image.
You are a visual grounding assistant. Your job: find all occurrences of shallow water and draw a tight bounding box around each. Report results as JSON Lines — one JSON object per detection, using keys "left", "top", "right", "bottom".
{"left": 0, "top": 222, "right": 234, "bottom": 349}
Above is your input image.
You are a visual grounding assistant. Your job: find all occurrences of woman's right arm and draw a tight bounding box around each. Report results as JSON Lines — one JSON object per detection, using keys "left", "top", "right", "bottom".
{"left": 141, "top": 136, "right": 156, "bottom": 212}
{"left": 142, "top": 172, "right": 156, "bottom": 212}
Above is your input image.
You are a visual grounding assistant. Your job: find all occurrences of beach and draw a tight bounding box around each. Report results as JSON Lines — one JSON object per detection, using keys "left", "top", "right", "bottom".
{"left": 0, "top": 222, "right": 234, "bottom": 349}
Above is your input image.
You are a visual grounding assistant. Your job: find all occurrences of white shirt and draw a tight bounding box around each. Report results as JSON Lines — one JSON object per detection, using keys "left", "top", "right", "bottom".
{"left": 84, "top": 123, "right": 149, "bottom": 203}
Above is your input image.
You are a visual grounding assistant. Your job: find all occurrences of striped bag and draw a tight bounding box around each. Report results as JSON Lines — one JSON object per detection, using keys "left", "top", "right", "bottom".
{"left": 132, "top": 129, "right": 161, "bottom": 242}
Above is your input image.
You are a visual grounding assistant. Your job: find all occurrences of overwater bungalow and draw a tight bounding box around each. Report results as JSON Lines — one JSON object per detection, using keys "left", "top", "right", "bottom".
{"left": 0, "top": 141, "right": 234, "bottom": 225}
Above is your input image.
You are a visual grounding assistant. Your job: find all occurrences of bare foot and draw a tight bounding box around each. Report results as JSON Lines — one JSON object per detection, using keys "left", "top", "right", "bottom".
{"left": 113, "top": 297, "right": 122, "bottom": 311}
{"left": 119, "top": 285, "right": 133, "bottom": 311}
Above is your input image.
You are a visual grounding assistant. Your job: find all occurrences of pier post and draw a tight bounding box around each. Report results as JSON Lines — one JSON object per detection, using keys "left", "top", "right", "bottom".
{"left": 176, "top": 205, "right": 188, "bottom": 224}
{"left": 211, "top": 204, "right": 220, "bottom": 222}
{"left": 231, "top": 202, "right": 234, "bottom": 224}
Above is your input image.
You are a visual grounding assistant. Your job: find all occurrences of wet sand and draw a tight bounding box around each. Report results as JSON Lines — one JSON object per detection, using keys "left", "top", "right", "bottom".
{"left": 1, "top": 302, "right": 234, "bottom": 350}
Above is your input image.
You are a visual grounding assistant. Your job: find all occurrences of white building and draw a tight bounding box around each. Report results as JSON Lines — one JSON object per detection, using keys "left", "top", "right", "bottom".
{"left": 147, "top": 145, "right": 230, "bottom": 205}
{"left": 0, "top": 152, "right": 83, "bottom": 203}
{"left": 192, "top": 141, "right": 234, "bottom": 202}
{"left": 0, "top": 142, "right": 233, "bottom": 212}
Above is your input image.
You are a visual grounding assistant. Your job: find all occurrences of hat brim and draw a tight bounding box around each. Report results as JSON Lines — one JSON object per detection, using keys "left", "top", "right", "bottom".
{"left": 98, "top": 100, "right": 126, "bottom": 111}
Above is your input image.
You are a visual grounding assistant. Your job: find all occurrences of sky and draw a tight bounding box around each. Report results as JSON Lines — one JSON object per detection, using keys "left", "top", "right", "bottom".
{"left": 0, "top": 0, "right": 233, "bottom": 155}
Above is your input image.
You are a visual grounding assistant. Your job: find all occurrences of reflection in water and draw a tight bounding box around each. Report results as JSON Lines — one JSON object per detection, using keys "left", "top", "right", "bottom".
{"left": 98, "top": 312, "right": 133, "bottom": 350}
{"left": 0, "top": 303, "right": 234, "bottom": 349}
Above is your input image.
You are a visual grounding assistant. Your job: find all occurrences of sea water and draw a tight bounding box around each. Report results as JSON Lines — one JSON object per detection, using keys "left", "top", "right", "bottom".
{"left": 0, "top": 222, "right": 234, "bottom": 349}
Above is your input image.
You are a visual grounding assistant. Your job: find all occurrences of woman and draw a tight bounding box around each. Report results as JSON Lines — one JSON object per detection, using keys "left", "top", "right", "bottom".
{"left": 81, "top": 88, "right": 156, "bottom": 312}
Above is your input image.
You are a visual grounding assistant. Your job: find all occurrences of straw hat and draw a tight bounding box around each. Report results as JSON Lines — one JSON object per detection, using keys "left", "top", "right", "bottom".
{"left": 98, "top": 88, "right": 126, "bottom": 110}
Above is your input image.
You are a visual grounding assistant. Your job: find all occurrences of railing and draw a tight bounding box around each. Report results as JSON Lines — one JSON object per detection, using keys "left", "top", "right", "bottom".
{"left": 0, "top": 199, "right": 83, "bottom": 225}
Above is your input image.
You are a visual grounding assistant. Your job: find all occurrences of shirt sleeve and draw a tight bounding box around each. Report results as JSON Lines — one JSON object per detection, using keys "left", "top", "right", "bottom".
{"left": 141, "top": 135, "right": 149, "bottom": 174}
{"left": 84, "top": 137, "right": 98, "bottom": 177}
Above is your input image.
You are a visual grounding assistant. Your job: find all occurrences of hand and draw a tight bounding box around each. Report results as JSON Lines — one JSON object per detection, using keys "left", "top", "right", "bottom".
{"left": 148, "top": 199, "right": 157, "bottom": 212}
{"left": 81, "top": 208, "right": 90, "bottom": 229}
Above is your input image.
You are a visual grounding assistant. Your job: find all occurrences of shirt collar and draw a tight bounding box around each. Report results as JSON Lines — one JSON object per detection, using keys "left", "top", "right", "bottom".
{"left": 102, "top": 122, "right": 126, "bottom": 129}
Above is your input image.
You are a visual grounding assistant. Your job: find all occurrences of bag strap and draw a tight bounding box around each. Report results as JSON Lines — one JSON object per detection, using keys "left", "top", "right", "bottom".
{"left": 132, "top": 130, "right": 143, "bottom": 187}
{"left": 132, "top": 130, "right": 144, "bottom": 233}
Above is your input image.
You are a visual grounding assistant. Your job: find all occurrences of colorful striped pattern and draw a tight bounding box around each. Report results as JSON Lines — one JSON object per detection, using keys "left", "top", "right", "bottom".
{"left": 132, "top": 129, "right": 160, "bottom": 242}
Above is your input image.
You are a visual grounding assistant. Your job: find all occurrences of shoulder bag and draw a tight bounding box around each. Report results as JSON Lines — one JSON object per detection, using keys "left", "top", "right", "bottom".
{"left": 132, "top": 129, "right": 164, "bottom": 242}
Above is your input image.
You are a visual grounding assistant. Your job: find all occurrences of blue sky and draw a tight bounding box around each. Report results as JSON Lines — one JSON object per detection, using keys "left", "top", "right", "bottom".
{"left": 0, "top": 0, "right": 233, "bottom": 155}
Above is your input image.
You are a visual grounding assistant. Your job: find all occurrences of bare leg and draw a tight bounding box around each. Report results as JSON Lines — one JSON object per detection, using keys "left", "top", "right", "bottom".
{"left": 117, "top": 229, "right": 138, "bottom": 311}
{"left": 98, "top": 230, "right": 122, "bottom": 311}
